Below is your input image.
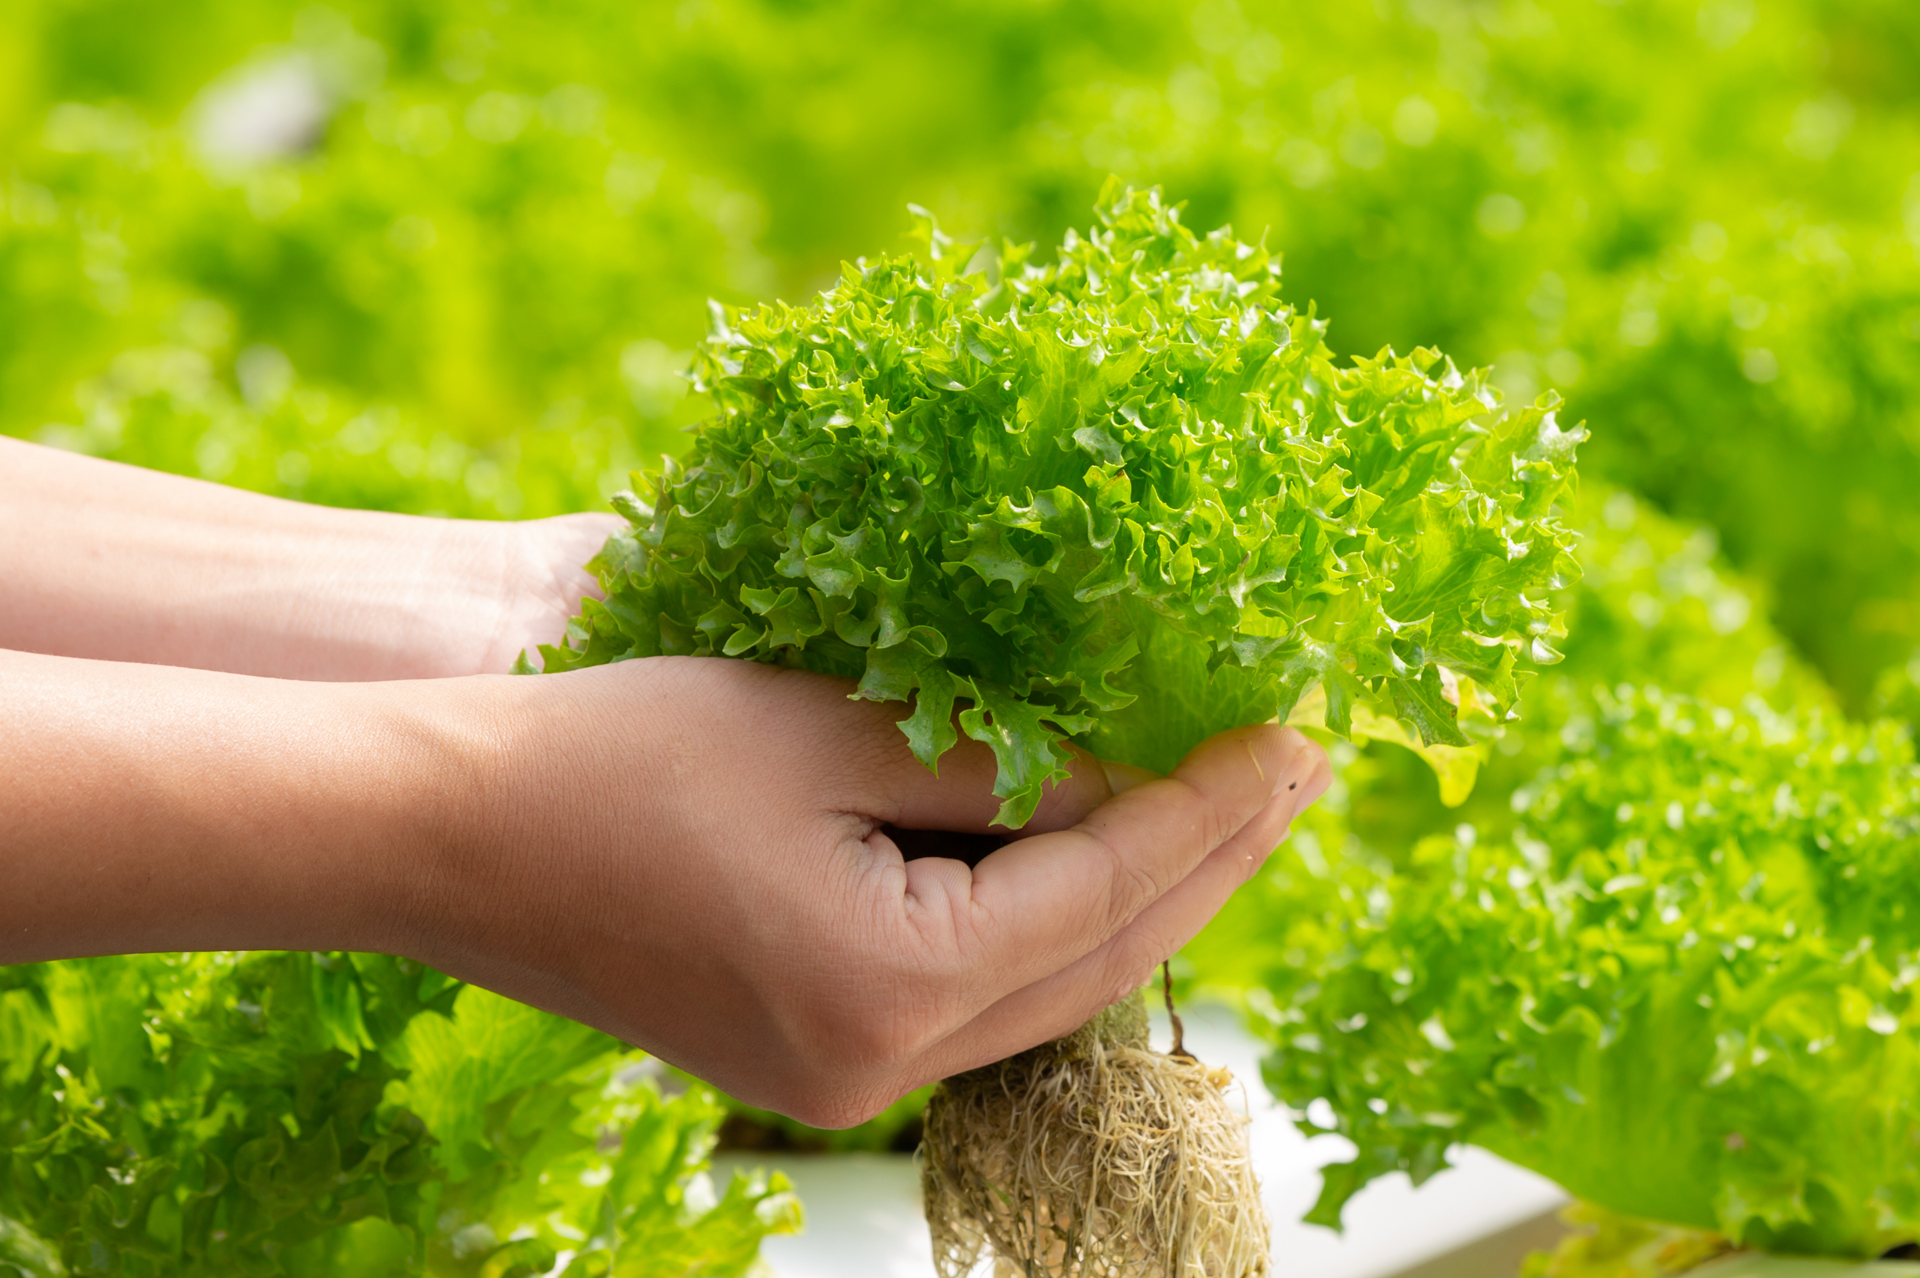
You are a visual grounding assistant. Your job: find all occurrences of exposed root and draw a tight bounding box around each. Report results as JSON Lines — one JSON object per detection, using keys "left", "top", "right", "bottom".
{"left": 920, "top": 989, "right": 1270, "bottom": 1278}
{"left": 1159, "top": 962, "right": 1192, "bottom": 1061}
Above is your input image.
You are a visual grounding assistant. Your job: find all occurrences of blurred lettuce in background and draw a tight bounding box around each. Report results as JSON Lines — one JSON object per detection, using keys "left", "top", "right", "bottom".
{"left": 0, "top": 953, "right": 799, "bottom": 1276}
{"left": 5, "top": 0, "right": 1920, "bottom": 1271}
{"left": 6, "top": 0, "right": 1919, "bottom": 699}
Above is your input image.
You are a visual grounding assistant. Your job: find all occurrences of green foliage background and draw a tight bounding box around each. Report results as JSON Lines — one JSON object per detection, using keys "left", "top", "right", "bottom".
{"left": 4, "top": 0, "right": 1920, "bottom": 1270}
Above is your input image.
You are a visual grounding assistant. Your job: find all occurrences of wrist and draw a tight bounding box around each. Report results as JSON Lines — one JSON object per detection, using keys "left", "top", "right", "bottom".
{"left": 363, "top": 669, "right": 626, "bottom": 1024}
{"left": 350, "top": 512, "right": 617, "bottom": 680}
{"left": 463, "top": 514, "right": 621, "bottom": 676}
{"left": 159, "top": 674, "right": 470, "bottom": 958}
{"left": 307, "top": 674, "right": 515, "bottom": 958}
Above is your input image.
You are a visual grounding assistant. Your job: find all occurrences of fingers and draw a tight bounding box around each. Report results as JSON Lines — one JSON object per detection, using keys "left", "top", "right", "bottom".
{"left": 874, "top": 734, "right": 1118, "bottom": 836}
{"left": 907, "top": 724, "right": 1322, "bottom": 1005}
{"left": 660, "top": 661, "right": 1111, "bottom": 834}
{"left": 805, "top": 678, "right": 1118, "bottom": 835}
{"left": 911, "top": 743, "right": 1331, "bottom": 1081}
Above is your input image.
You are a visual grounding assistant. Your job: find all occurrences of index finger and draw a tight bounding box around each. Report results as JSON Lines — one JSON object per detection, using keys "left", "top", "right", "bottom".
{"left": 899, "top": 723, "right": 1319, "bottom": 1008}
{"left": 734, "top": 665, "right": 1122, "bottom": 835}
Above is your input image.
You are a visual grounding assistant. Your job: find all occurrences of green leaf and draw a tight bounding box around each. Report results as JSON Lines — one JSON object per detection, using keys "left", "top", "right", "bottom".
{"left": 956, "top": 679, "right": 1094, "bottom": 828}
{"left": 899, "top": 665, "right": 961, "bottom": 772}
{"left": 1387, "top": 667, "right": 1472, "bottom": 748}
{"left": 853, "top": 642, "right": 916, "bottom": 703}
{"left": 387, "top": 985, "right": 613, "bottom": 1181}
{"left": 0, "top": 1215, "right": 65, "bottom": 1278}
{"left": 309, "top": 953, "right": 377, "bottom": 1060}
{"left": 1299, "top": 1145, "right": 1405, "bottom": 1232}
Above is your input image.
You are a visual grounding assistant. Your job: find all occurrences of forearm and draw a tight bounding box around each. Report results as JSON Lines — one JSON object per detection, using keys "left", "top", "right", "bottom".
{"left": 0, "top": 437, "right": 608, "bottom": 679}
{"left": 0, "top": 647, "right": 470, "bottom": 963}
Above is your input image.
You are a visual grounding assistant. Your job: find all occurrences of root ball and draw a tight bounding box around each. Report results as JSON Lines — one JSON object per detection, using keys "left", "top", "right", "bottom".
{"left": 920, "top": 990, "right": 1270, "bottom": 1278}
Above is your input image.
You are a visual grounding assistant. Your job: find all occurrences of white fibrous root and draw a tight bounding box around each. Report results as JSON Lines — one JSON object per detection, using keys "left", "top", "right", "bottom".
{"left": 920, "top": 989, "right": 1270, "bottom": 1278}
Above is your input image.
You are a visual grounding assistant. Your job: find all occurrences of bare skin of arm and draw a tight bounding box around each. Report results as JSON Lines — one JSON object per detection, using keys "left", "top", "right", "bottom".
{"left": 0, "top": 439, "right": 1330, "bottom": 1124}
{"left": 0, "top": 434, "right": 615, "bottom": 680}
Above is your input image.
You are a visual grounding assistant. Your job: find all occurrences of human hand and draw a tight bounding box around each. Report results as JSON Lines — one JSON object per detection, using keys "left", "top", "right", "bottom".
{"left": 3, "top": 645, "right": 1327, "bottom": 1123}
{"left": 392, "top": 657, "right": 1332, "bottom": 1125}
{"left": 434, "top": 511, "right": 623, "bottom": 677}
{"left": 1, "top": 431, "right": 1331, "bottom": 1124}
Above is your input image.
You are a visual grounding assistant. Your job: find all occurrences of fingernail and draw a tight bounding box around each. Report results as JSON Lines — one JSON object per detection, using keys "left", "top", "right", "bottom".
{"left": 1100, "top": 759, "right": 1156, "bottom": 797}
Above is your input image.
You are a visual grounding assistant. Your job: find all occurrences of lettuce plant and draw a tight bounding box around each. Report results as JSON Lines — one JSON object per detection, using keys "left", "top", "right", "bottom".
{"left": 0, "top": 952, "right": 797, "bottom": 1276}
{"left": 1261, "top": 687, "right": 1920, "bottom": 1258}
{"left": 538, "top": 182, "right": 1580, "bottom": 823}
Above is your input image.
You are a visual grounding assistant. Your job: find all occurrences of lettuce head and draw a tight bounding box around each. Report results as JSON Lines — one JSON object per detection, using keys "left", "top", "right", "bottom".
{"left": 1263, "top": 687, "right": 1920, "bottom": 1258}
{"left": 538, "top": 182, "right": 1581, "bottom": 825}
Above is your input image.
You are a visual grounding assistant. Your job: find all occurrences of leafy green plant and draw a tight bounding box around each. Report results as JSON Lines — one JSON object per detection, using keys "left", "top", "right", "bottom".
{"left": 0, "top": 953, "right": 797, "bottom": 1277}
{"left": 523, "top": 180, "right": 1581, "bottom": 1278}
{"left": 1257, "top": 685, "right": 1920, "bottom": 1258}
{"left": 537, "top": 182, "right": 1579, "bottom": 822}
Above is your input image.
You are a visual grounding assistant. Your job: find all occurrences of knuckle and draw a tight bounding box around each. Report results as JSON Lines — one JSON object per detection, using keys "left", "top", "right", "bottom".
{"left": 1198, "top": 796, "right": 1239, "bottom": 852}
{"left": 1103, "top": 931, "right": 1173, "bottom": 1003}
{"left": 814, "top": 1006, "right": 907, "bottom": 1070}
{"left": 775, "top": 1036, "right": 905, "bottom": 1130}
{"left": 785, "top": 1087, "right": 893, "bottom": 1131}
{"left": 1103, "top": 838, "right": 1167, "bottom": 931}
{"left": 1167, "top": 774, "right": 1235, "bottom": 853}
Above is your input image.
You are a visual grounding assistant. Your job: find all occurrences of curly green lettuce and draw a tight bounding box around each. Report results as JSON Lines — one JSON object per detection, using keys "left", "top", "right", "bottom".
{"left": 538, "top": 182, "right": 1581, "bottom": 825}
{"left": 0, "top": 952, "right": 798, "bottom": 1277}
{"left": 1260, "top": 686, "right": 1920, "bottom": 1258}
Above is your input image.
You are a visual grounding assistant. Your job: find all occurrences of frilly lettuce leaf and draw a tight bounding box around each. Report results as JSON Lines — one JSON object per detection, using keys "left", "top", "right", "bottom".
{"left": 1286, "top": 680, "right": 1497, "bottom": 808}
{"left": 0, "top": 954, "right": 796, "bottom": 1277}
{"left": 539, "top": 181, "right": 1580, "bottom": 825}
{"left": 1259, "top": 686, "right": 1920, "bottom": 1258}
